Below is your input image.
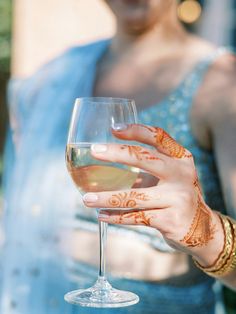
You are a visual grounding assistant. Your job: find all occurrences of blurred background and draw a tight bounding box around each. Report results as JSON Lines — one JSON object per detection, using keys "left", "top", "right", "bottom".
{"left": 1, "top": 0, "right": 236, "bottom": 183}
{"left": 0, "top": 0, "right": 236, "bottom": 312}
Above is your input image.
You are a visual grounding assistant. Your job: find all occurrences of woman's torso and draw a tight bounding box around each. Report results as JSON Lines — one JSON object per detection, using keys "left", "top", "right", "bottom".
{"left": 1, "top": 39, "right": 228, "bottom": 313}
{"left": 61, "top": 38, "right": 226, "bottom": 284}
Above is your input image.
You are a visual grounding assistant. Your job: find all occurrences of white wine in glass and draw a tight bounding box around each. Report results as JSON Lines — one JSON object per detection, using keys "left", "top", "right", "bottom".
{"left": 64, "top": 97, "right": 140, "bottom": 308}
{"left": 66, "top": 143, "right": 139, "bottom": 193}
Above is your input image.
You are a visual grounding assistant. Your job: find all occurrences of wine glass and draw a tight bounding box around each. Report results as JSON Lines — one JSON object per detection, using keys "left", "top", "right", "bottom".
{"left": 64, "top": 97, "right": 140, "bottom": 308}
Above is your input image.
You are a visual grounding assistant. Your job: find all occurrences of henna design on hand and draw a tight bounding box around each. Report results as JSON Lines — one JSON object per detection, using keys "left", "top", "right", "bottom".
{"left": 141, "top": 125, "right": 192, "bottom": 159}
{"left": 108, "top": 191, "right": 149, "bottom": 208}
{"left": 180, "top": 195, "right": 215, "bottom": 247}
{"left": 193, "top": 176, "right": 202, "bottom": 194}
{"left": 121, "top": 145, "right": 160, "bottom": 161}
{"left": 180, "top": 171, "right": 215, "bottom": 247}
{"left": 119, "top": 210, "right": 152, "bottom": 226}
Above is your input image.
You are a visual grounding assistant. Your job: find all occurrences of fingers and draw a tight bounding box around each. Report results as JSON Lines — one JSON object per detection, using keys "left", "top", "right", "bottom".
{"left": 97, "top": 207, "right": 171, "bottom": 231}
{"left": 112, "top": 124, "right": 192, "bottom": 159}
{"left": 83, "top": 187, "right": 170, "bottom": 210}
{"left": 98, "top": 209, "right": 158, "bottom": 227}
{"left": 91, "top": 143, "right": 166, "bottom": 178}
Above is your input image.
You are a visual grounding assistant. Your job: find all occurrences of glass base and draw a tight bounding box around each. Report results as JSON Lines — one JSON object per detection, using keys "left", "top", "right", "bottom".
{"left": 64, "top": 277, "right": 139, "bottom": 308}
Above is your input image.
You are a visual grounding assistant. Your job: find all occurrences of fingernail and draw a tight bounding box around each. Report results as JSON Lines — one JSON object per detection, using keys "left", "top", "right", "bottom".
{"left": 83, "top": 193, "right": 98, "bottom": 202}
{"left": 91, "top": 144, "right": 107, "bottom": 153}
{"left": 112, "top": 123, "right": 128, "bottom": 131}
{"left": 98, "top": 213, "right": 109, "bottom": 219}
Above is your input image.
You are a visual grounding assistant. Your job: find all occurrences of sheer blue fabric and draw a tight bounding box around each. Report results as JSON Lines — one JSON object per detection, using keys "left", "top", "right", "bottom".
{"left": 0, "top": 39, "right": 228, "bottom": 313}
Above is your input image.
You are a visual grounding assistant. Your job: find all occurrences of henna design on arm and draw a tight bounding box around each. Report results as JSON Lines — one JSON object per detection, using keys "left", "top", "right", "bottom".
{"left": 180, "top": 173, "right": 215, "bottom": 247}
{"left": 193, "top": 176, "right": 202, "bottom": 194}
{"left": 180, "top": 196, "right": 215, "bottom": 247}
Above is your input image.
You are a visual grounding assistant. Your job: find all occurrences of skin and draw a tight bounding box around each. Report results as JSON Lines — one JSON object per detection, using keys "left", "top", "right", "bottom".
{"left": 83, "top": 0, "right": 236, "bottom": 289}
{"left": 86, "top": 124, "right": 220, "bottom": 254}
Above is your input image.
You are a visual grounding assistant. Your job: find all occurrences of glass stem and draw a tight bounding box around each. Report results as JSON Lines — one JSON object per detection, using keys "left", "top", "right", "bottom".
{"left": 98, "top": 219, "right": 108, "bottom": 279}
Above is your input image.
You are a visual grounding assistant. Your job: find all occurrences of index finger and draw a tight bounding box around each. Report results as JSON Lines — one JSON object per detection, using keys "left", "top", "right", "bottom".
{"left": 113, "top": 124, "right": 192, "bottom": 159}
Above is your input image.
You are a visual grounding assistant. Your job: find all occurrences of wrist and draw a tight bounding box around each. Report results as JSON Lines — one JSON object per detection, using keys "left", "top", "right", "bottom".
{"left": 193, "top": 213, "right": 236, "bottom": 278}
{"left": 191, "top": 210, "right": 224, "bottom": 267}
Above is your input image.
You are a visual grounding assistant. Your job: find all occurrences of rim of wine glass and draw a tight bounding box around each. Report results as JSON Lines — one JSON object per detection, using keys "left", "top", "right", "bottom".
{"left": 75, "top": 97, "right": 135, "bottom": 104}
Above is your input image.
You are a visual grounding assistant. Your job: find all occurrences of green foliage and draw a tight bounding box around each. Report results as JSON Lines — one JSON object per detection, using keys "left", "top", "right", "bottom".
{"left": 0, "top": 0, "right": 12, "bottom": 73}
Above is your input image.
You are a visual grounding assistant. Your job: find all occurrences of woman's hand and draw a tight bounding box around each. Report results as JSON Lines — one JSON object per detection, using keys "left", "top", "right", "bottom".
{"left": 83, "top": 124, "right": 223, "bottom": 264}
